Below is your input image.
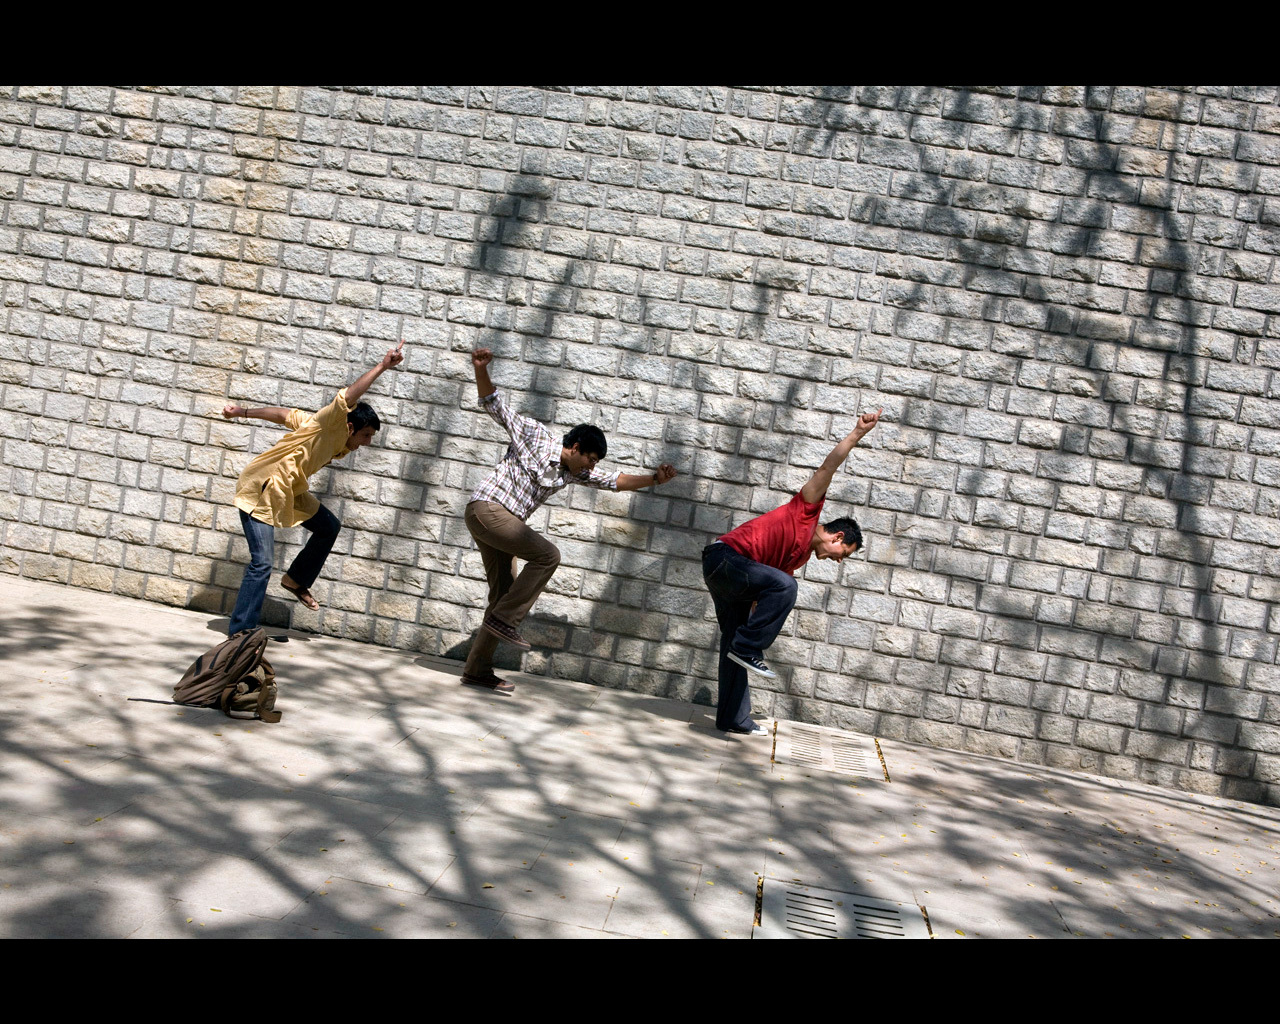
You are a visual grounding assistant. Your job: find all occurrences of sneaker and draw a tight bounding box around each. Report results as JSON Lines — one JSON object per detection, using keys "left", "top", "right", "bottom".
{"left": 727, "top": 649, "right": 777, "bottom": 679}
{"left": 482, "top": 613, "right": 531, "bottom": 650}
{"left": 721, "top": 721, "right": 770, "bottom": 736}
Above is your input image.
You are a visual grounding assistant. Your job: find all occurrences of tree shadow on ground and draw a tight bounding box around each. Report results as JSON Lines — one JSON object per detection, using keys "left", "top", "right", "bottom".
{"left": 4, "top": 579, "right": 1277, "bottom": 938}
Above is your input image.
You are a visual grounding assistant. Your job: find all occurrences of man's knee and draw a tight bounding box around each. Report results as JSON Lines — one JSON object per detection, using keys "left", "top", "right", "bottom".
{"left": 761, "top": 567, "right": 797, "bottom": 596}
{"left": 781, "top": 574, "right": 799, "bottom": 609}
{"left": 245, "top": 539, "right": 273, "bottom": 572}
{"left": 520, "top": 537, "right": 560, "bottom": 573}
{"left": 535, "top": 542, "right": 561, "bottom": 571}
{"left": 761, "top": 569, "right": 798, "bottom": 611}
{"left": 316, "top": 508, "right": 342, "bottom": 538}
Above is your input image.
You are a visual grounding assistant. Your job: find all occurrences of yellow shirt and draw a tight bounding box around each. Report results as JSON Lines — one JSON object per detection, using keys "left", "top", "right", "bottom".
{"left": 233, "top": 388, "right": 355, "bottom": 528}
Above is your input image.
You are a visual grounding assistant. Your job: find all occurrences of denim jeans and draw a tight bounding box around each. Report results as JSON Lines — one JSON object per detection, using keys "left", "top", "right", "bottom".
{"left": 227, "top": 505, "right": 341, "bottom": 635}
{"left": 702, "top": 542, "right": 799, "bottom": 732}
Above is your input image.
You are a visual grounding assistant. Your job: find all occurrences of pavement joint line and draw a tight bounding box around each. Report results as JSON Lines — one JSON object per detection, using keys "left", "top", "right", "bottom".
{"left": 3, "top": 576, "right": 1280, "bottom": 938}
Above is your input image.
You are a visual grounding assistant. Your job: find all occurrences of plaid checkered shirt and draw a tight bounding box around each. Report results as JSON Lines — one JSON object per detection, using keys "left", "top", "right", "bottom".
{"left": 470, "top": 391, "right": 620, "bottom": 520}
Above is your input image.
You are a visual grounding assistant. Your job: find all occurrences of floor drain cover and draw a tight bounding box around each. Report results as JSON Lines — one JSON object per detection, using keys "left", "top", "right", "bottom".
{"left": 756, "top": 881, "right": 929, "bottom": 939}
{"left": 774, "top": 722, "right": 885, "bottom": 779}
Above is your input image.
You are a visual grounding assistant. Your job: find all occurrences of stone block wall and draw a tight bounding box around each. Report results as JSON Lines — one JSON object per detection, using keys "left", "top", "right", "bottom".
{"left": 2, "top": 85, "right": 1279, "bottom": 803}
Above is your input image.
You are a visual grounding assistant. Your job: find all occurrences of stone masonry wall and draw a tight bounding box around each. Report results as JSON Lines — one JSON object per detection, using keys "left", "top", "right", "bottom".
{"left": 2, "top": 85, "right": 1279, "bottom": 804}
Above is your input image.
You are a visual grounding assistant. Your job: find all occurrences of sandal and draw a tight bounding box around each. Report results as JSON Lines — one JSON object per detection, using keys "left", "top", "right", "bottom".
{"left": 281, "top": 577, "right": 320, "bottom": 611}
{"left": 461, "top": 672, "right": 515, "bottom": 695}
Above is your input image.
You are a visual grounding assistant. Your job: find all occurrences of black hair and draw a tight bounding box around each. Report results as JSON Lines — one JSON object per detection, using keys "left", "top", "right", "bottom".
{"left": 823, "top": 516, "right": 863, "bottom": 553}
{"left": 563, "top": 423, "right": 607, "bottom": 459}
{"left": 347, "top": 402, "right": 380, "bottom": 433}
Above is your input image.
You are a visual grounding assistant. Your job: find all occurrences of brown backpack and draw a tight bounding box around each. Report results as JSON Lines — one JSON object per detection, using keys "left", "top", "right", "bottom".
{"left": 174, "top": 628, "right": 281, "bottom": 723}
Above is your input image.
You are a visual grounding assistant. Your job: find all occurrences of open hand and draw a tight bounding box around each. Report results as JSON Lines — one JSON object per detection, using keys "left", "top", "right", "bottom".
{"left": 381, "top": 339, "right": 406, "bottom": 371}
{"left": 655, "top": 463, "right": 677, "bottom": 485}
{"left": 472, "top": 347, "right": 493, "bottom": 370}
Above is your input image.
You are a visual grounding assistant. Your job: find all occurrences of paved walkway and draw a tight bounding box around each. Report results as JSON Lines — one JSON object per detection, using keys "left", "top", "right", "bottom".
{"left": 2, "top": 574, "right": 1277, "bottom": 938}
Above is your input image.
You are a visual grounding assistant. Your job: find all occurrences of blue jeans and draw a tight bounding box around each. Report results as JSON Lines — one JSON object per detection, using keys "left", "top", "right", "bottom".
{"left": 702, "top": 542, "right": 798, "bottom": 732}
{"left": 228, "top": 505, "right": 341, "bottom": 635}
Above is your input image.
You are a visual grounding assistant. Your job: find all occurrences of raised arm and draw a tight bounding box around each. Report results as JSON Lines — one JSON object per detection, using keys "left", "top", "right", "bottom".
{"left": 346, "top": 339, "right": 406, "bottom": 405}
{"left": 800, "top": 409, "right": 881, "bottom": 504}
{"left": 616, "top": 464, "right": 678, "bottom": 492}
{"left": 472, "top": 347, "right": 495, "bottom": 399}
{"left": 222, "top": 404, "right": 290, "bottom": 425}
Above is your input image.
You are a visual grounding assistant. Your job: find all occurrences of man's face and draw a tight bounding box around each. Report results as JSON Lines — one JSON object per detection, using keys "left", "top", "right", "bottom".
{"left": 561, "top": 443, "right": 600, "bottom": 475}
{"left": 347, "top": 424, "right": 378, "bottom": 450}
{"left": 812, "top": 526, "right": 858, "bottom": 562}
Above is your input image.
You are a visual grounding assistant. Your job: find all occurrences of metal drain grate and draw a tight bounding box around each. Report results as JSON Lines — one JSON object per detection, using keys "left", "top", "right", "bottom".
{"left": 774, "top": 721, "right": 886, "bottom": 780}
{"left": 756, "top": 881, "right": 929, "bottom": 939}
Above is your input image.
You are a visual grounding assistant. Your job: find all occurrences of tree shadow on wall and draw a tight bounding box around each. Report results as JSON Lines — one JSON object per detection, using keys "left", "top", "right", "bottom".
{"left": 836, "top": 86, "right": 1256, "bottom": 799}
{"left": 421, "top": 160, "right": 807, "bottom": 676}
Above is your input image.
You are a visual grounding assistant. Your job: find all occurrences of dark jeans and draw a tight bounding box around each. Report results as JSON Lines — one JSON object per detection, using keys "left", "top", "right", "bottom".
{"left": 227, "top": 505, "right": 341, "bottom": 635}
{"left": 702, "top": 542, "right": 798, "bottom": 732}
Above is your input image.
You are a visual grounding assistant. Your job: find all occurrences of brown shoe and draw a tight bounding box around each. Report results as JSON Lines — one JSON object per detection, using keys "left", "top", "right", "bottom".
{"left": 462, "top": 672, "right": 515, "bottom": 695}
{"left": 281, "top": 576, "right": 320, "bottom": 611}
{"left": 481, "top": 613, "right": 531, "bottom": 649}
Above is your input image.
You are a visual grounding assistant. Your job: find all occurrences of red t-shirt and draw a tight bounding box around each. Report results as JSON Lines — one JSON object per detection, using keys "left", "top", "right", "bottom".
{"left": 718, "top": 493, "right": 824, "bottom": 574}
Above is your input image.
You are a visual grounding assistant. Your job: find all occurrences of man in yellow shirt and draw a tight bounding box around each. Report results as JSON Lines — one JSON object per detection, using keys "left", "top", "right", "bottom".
{"left": 221, "top": 341, "right": 405, "bottom": 636}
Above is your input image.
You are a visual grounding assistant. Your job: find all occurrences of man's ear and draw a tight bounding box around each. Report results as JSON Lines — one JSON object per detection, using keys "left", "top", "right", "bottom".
{"left": 347, "top": 421, "right": 354, "bottom": 436}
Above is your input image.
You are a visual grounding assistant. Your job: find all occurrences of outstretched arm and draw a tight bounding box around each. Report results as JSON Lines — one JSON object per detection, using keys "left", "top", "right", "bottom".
{"left": 222, "top": 405, "right": 290, "bottom": 424}
{"left": 472, "top": 347, "right": 495, "bottom": 399}
{"left": 616, "top": 464, "right": 678, "bottom": 492}
{"left": 346, "top": 340, "right": 406, "bottom": 405}
{"left": 800, "top": 409, "right": 881, "bottom": 504}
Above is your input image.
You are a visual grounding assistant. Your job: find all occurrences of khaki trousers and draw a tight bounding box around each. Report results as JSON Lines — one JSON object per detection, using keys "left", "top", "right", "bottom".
{"left": 463, "top": 500, "right": 561, "bottom": 675}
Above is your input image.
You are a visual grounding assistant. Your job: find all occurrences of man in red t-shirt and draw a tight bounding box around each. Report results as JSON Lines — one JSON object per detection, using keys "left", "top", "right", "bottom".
{"left": 702, "top": 409, "right": 881, "bottom": 734}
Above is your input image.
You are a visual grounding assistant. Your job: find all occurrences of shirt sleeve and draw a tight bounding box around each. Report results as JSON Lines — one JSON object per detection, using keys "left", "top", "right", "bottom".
{"left": 581, "top": 467, "right": 621, "bottom": 491}
{"left": 312, "top": 388, "right": 352, "bottom": 432}
{"left": 479, "top": 390, "right": 528, "bottom": 439}
{"left": 799, "top": 493, "right": 824, "bottom": 515}
{"left": 284, "top": 408, "right": 310, "bottom": 431}
{"left": 480, "top": 390, "right": 553, "bottom": 476}
{"left": 791, "top": 492, "right": 824, "bottom": 525}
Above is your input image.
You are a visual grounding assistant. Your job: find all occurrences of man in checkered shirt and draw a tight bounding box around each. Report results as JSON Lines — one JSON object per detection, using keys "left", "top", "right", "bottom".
{"left": 461, "top": 346, "right": 677, "bottom": 695}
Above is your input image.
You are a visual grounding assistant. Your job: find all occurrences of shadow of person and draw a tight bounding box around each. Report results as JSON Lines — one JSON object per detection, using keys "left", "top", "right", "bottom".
{"left": 202, "top": 617, "right": 313, "bottom": 643}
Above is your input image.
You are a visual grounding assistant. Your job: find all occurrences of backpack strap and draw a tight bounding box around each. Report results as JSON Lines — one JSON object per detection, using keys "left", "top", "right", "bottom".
{"left": 253, "top": 660, "right": 281, "bottom": 723}
{"left": 217, "top": 660, "right": 282, "bottom": 723}
{"left": 218, "top": 681, "right": 243, "bottom": 718}
{"left": 256, "top": 695, "right": 282, "bottom": 724}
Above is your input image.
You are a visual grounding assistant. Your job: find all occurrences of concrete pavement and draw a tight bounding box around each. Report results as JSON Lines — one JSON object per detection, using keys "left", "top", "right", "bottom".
{"left": 2, "top": 574, "right": 1277, "bottom": 938}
